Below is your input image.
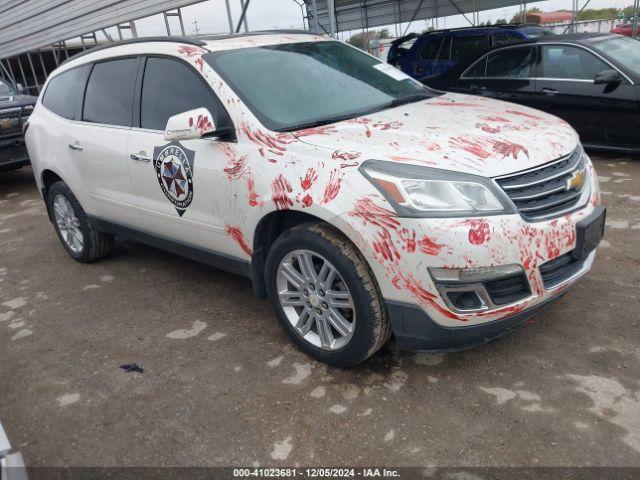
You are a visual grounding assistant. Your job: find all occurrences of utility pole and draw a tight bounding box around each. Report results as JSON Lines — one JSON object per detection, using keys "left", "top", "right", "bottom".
{"left": 192, "top": 19, "right": 200, "bottom": 36}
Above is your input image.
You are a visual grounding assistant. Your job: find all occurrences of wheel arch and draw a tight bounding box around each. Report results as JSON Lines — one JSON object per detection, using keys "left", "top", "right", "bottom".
{"left": 250, "top": 209, "right": 376, "bottom": 300}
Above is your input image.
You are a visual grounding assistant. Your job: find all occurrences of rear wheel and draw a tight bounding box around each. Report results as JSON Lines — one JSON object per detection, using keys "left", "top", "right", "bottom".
{"left": 266, "top": 223, "right": 390, "bottom": 367}
{"left": 47, "top": 181, "right": 113, "bottom": 262}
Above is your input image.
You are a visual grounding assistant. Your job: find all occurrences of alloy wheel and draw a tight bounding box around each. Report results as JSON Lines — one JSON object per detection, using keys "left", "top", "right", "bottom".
{"left": 53, "top": 194, "right": 84, "bottom": 254}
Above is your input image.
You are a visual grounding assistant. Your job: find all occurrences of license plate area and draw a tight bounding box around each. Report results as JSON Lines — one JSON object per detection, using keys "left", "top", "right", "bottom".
{"left": 573, "top": 206, "right": 606, "bottom": 260}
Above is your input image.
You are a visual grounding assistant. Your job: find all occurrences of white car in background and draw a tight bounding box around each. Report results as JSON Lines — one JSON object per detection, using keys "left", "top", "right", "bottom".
{"left": 25, "top": 31, "right": 605, "bottom": 367}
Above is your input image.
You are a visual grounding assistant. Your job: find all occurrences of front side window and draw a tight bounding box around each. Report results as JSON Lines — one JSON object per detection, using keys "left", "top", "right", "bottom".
{"left": 83, "top": 58, "right": 138, "bottom": 126}
{"left": 463, "top": 57, "right": 487, "bottom": 78}
{"left": 42, "top": 66, "right": 89, "bottom": 120}
{"left": 205, "top": 41, "right": 438, "bottom": 132}
{"left": 0, "top": 80, "right": 16, "bottom": 96}
{"left": 486, "top": 46, "right": 535, "bottom": 78}
{"left": 540, "top": 45, "right": 609, "bottom": 80}
{"left": 451, "top": 35, "right": 488, "bottom": 62}
{"left": 140, "top": 57, "right": 228, "bottom": 131}
{"left": 591, "top": 36, "right": 640, "bottom": 76}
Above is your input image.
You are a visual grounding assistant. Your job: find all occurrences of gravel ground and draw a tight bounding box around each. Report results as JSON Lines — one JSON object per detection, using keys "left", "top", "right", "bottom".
{"left": 0, "top": 154, "right": 639, "bottom": 469}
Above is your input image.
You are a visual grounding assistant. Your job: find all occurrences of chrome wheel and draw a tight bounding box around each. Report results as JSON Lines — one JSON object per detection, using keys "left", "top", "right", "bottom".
{"left": 53, "top": 194, "right": 84, "bottom": 254}
{"left": 276, "top": 249, "right": 356, "bottom": 351}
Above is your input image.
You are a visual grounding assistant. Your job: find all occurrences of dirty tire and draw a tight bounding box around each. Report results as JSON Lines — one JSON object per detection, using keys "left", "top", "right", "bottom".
{"left": 265, "top": 222, "right": 391, "bottom": 367}
{"left": 47, "top": 181, "right": 113, "bottom": 262}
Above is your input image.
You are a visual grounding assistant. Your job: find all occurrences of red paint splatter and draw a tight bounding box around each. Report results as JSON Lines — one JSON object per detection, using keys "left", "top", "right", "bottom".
{"left": 427, "top": 101, "right": 479, "bottom": 107}
{"left": 450, "top": 137, "right": 492, "bottom": 159}
{"left": 301, "top": 168, "right": 318, "bottom": 190}
{"left": 291, "top": 125, "right": 337, "bottom": 138}
{"left": 482, "top": 116, "right": 511, "bottom": 123}
{"left": 506, "top": 109, "right": 544, "bottom": 121}
{"left": 301, "top": 194, "right": 313, "bottom": 208}
{"left": 394, "top": 273, "right": 462, "bottom": 321}
{"left": 373, "top": 229, "right": 401, "bottom": 262}
{"left": 223, "top": 154, "right": 247, "bottom": 180}
{"left": 189, "top": 115, "right": 213, "bottom": 135}
{"left": 195, "top": 57, "right": 204, "bottom": 71}
{"left": 331, "top": 150, "right": 361, "bottom": 161}
{"left": 349, "top": 197, "right": 400, "bottom": 231}
{"left": 476, "top": 123, "right": 501, "bottom": 134}
{"left": 271, "top": 174, "right": 293, "bottom": 210}
{"left": 466, "top": 219, "right": 490, "bottom": 245}
{"left": 418, "top": 235, "right": 445, "bottom": 255}
{"left": 322, "top": 168, "right": 343, "bottom": 204}
{"left": 246, "top": 176, "right": 263, "bottom": 207}
{"left": 373, "top": 120, "right": 403, "bottom": 131}
{"left": 398, "top": 228, "right": 416, "bottom": 253}
{"left": 224, "top": 225, "right": 253, "bottom": 256}
{"left": 178, "top": 45, "right": 205, "bottom": 57}
{"left": 493, "top": 140, "right": 529, "bottom": 159}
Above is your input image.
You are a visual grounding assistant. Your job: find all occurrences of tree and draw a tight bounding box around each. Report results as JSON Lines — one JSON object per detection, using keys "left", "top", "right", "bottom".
{"left": 509, "top": 6, "right": 540, "bottom": 24}
{"left": 347, "top": 29, "right": 392, "bottom": 50}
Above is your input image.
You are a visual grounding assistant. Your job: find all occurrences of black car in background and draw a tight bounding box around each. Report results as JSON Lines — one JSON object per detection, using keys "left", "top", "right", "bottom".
{"left": 424, "top": 34, "right": 640, "bottom": 153}
{"left": 0, "top": 78, "right": 36, "bottom": 171}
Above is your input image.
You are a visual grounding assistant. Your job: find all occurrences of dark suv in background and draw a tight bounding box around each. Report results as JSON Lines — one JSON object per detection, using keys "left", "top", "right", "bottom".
{"left": 388, "top": 25, "right": 555, "bottom": 81}
{"left": 0, "top": 78, "right": 36, "bottom": 172}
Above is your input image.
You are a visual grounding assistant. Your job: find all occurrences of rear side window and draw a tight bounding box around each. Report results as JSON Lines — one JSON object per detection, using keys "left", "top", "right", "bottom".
{"left": 436, "top": 37, "right": 452, "bottom": 61}
{"left": 486, "top": 46, "right": 535, "bottom": 78}
{"left": 419, "top": 38, "right": 442, "bottom": 61}
{"left": 83, "top": 58, "right": 138, "bottom": 126}
{"left": 140, "top": 57, "right": 227, "bottom": 131}
{"left": 540, "top": 45, "right": 610, "bottom": 80}
{"left": 451, "top": 35, "right": 488, "bottom": 62}
{"left": 42, "top": 66, "right": 89, "bottom": 120}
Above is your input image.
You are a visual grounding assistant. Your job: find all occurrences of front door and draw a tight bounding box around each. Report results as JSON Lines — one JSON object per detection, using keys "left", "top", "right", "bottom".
{"left": 125, "top": 56, "right": 237, "bottom": 255}
{"left": 533, "top": 44, "right": 639, "bottom": 148}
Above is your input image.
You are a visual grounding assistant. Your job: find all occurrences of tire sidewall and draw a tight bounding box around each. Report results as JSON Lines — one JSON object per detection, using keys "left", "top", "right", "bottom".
{"left": 265, "top": 225, "right": 384, "bottom": 367}
{"left": 47, "top": 182, "right": 92, "bottom": 261}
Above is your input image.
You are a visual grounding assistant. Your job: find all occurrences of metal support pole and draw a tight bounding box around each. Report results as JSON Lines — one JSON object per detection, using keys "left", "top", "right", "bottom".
{"left": 633, "top": 0, "right": 639, "bottom": 39}
{"left": 239, "top": 0, "right": 249, "bottom": 32}
{"left": 327, "top": 0, "right": 336, "bottom": 37}
{"left": 16, "top": 55, "right": 28, "bottom": 92}
{"left": 224, "top": 0, "right": 234, "bottom": 33}
{"left": 446, "top": 0, "right": 474, "bottom": 26}
{"left": 26, "top": 52, "right": 39, "bottom": 93}
{"left": 235, "top": 0, "right": 251, "bottom": 33}
{"left": 310, "top": 0, "right": 319, "bottom": 33}
{"left": 38, "top": 51, "right": 47, "bottom": 79}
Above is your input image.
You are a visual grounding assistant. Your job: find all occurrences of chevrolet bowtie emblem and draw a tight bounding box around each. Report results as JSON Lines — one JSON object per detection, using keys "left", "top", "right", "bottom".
{"left": 566, "top": 169, "right": 586, "bottom": 191}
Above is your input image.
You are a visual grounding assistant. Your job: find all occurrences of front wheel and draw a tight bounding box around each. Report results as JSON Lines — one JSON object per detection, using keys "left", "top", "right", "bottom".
{"left": 265, "top": 223, "right": 391, "bottom": 367}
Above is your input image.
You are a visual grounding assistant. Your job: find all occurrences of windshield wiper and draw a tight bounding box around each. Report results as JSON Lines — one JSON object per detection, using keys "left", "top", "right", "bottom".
{"left": 385, "top": 93, "right": 432, "bottom": 108}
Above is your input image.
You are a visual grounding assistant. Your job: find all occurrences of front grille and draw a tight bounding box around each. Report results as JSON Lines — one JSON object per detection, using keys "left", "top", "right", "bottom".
{"left": 539, "top": 252, "right": 585, "bottom": 289}
{"left": 0, "top": 141, "right": 28, "bottom": 164}
{"left": 484, "top": 272, "right": 531, "bottom": 305}
{"left": 0, "top": 105, "right": 32, "bottom": 138}
{"left": 494, "top": 148, "right": 587, "bottom": 221}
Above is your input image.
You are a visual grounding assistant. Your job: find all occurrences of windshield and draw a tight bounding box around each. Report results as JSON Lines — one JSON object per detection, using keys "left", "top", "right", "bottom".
{"left": 205, "top": 41, "right": 438, "bottom": 132}
{"left": 592, "top": 36, "right": 640, "bottom": 76}
{"left": 0, "top": 80, "right": 16, "bottom": 96}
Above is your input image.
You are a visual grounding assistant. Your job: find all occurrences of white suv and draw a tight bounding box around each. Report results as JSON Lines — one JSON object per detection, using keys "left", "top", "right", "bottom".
{"left": 26, "top": 31, "right": 605, "bottom": 366}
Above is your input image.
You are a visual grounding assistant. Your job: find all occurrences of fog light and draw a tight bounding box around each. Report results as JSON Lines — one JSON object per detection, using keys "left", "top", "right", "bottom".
{"left": 429, "top": 264, "right": 524, "bottom": 283}
{"left": 447, "top": 291, "right": 484, "bottom": 310}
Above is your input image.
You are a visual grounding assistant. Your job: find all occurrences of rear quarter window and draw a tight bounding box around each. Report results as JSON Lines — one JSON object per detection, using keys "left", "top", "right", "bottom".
{"left": 42, "top": 65, "right": 90, "bottom": 120}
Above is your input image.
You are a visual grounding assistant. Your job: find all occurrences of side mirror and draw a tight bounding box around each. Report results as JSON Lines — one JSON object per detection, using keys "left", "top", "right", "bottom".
{"left": 594, "top": 69, "right": 622, "bottom": 85}
{"left": 16, "top": 83, "right": 26, "bottom": 94}
{"left": 164, "top": 108, "right": 225, "bottom": 141}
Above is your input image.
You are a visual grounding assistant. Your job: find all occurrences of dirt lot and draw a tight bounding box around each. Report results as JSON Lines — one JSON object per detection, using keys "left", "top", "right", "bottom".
{"left": 0, "top": 154, "right": 639, "bottom": 469}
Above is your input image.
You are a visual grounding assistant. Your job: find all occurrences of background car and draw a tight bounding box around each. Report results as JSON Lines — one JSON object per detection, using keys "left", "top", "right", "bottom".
{"left": 388, "top": 25, "right": 555, "bottom": 81}
{"left": 611, "top": 23, "right": 637, "bottom": 37}
{"left": 0, "top": 78, "right": 36, "bottom": 172}
{"left": 424, "top": 33, "right": 640, "bottom": 153}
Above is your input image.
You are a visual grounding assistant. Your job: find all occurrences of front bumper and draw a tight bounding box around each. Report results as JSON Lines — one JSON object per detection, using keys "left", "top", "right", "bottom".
{"left": 0, "top": 138, "right": 29, "bottom": 172}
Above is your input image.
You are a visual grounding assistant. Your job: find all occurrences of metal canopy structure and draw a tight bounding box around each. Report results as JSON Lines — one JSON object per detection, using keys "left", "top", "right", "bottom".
{"left": 304, "top": 0, "right": 546, "bottom": 35}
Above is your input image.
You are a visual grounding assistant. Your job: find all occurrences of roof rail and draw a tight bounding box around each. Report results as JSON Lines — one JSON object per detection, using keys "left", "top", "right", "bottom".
{"left": 60, "top": 36, "right": 207, "bottom": 66}
{"left": 198, "top": 29, "right": 318, "bottom": 41}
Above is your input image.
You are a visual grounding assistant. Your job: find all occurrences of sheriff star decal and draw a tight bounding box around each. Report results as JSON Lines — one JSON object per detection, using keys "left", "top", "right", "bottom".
{"left": 153, "top": 141, "right": 195, "bottom": 217}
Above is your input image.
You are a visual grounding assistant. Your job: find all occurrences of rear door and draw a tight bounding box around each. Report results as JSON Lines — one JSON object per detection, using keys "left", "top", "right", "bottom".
{"left": 125, "top": 55, "right": 237, "bottom": 254}
{"left": 533, "top": 44, "right": 638, "bottom": 148}
{"left": 456, "top": 45, "right": 538, "bottom": 105}
{"left": 66, "top": 57, "right": 139, "bottom": 224}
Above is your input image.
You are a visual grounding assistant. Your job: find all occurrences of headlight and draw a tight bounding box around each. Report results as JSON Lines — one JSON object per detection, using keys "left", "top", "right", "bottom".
{"left": 360, "top": 160, "right": 515, "bottom": 218}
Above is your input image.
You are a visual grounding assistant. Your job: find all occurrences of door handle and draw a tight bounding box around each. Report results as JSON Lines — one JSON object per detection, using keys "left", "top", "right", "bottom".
{"left": 542, "top": 87, "right": 559, "bottom": 95}
{"left": 68, "top": 143, "right": 83, "bottom": 151}
{"left": 130, "top": 152, "right": 151, "bottom": 163}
